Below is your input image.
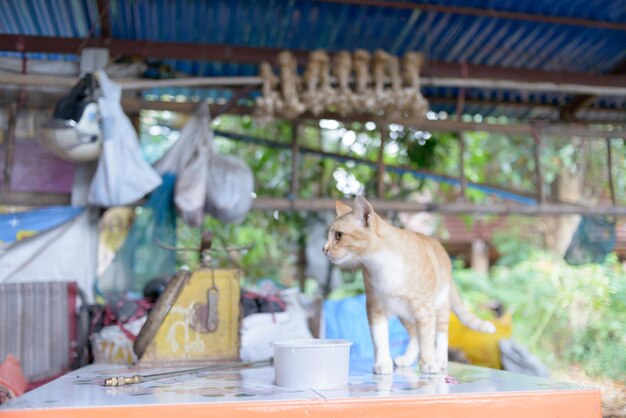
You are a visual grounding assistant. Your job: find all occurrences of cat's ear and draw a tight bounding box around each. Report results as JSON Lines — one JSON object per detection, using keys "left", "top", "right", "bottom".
{"left": 354, "top": 195, "right": 374, "bottom": 227}
{"left": 335, "top": 200, "right": 352, "bottom": 217}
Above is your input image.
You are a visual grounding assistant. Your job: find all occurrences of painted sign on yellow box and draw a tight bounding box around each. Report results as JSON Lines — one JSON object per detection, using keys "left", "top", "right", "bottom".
{"left": 138, "top": 268, "right": 241, "bottom": 365}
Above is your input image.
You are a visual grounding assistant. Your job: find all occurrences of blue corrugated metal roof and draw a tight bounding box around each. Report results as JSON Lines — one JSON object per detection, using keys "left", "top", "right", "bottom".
{"left": 0, "top": 0, "right": 625, "bottom": 121}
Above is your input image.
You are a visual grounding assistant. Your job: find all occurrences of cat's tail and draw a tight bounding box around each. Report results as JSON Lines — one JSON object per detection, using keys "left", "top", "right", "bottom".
{"left": 450, "top": 283, "right": 496, "bottom": 334}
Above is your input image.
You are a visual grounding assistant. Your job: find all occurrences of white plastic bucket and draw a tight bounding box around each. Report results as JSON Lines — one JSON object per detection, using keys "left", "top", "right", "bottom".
{"left": 270, "top": 339, "right": 353, "bottom": 389}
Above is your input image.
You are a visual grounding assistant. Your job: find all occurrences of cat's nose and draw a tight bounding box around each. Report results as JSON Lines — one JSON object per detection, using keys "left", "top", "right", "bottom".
{"left": 322, "top": 244, "right": 329, "bottom": 254}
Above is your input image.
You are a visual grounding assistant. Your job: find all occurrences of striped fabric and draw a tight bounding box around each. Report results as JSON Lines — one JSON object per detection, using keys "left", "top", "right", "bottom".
{"left": 0, "top": 282, "right": 76, "bottom": 381}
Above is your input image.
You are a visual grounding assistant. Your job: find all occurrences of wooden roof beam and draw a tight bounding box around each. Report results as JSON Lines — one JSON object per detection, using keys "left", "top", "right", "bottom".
{"left": 2, "top": 66, "right": 626, "bottom": 99}
{"left": 560, "top": 58, "right": 626, "bottom": 121}
{"left": 1, "top": 34, "right": 626, "bottom": 94}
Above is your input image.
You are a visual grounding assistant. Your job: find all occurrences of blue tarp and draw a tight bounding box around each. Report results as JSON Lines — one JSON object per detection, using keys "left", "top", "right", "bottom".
{"left": 324, "top": 294, "right": 410, "bottom": 361}
{"left": 0, "top": 206, "right": 84, "bottom": 246}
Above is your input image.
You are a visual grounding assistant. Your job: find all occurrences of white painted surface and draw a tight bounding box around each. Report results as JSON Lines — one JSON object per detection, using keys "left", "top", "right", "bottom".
{"left": 0, "top": 361, "right": 595, "bottom": 412}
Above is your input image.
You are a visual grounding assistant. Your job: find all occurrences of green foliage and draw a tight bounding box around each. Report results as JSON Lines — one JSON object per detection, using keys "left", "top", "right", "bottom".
{"left": 491, "top": 217, "right": 545, "bottom": 266}
{"left": 455, "top": 252, "right": 626, "bottom": 381}
{"left": 404, "top": 135, "right": 438, "bottom": 168}
{"left": 176, "top": 210, "right": 307, "bottom": 281}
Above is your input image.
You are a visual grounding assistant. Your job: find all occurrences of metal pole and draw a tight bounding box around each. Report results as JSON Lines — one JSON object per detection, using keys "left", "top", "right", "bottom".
{"left": 606, "top": 138, "right": 617, "bottom": 207}
{"left": 377, "top": 127, "right": 386, "bottom": 199}
{"left": 459, "top": 132, "right": 467, "bottom": 200}
{"left": 290, "top": 122, "right": 300, "bottom": 199}
{"left": 252, "top": 197, "right": 626, "bottom": 216}
{"left": 2, "top": 103, "right": 17, "bottom": 190}
{"left": 531, "top": 125, "right": 545, "bottom": 204}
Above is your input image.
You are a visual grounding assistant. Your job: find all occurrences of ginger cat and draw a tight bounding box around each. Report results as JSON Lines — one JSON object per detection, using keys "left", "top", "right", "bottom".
{"left": 323, "top": 196, "right": 495, "bottom": 375}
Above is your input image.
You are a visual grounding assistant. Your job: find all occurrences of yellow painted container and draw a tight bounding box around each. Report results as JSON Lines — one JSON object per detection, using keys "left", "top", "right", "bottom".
{"left": 139, "top": 268, "right": 241, "bottom": 364}
{"left": 448, "top": 313, "right": 512, "bottom": 369}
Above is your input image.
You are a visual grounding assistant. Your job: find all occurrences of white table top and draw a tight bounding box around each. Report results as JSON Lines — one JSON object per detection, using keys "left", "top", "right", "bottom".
{"left": 1, "top": 361, "right": 594, "bottom": 412}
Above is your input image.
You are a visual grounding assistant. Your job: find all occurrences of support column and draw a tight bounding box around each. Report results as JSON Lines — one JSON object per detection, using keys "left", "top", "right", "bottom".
{"left": 290, "top": 122, "right": 300, "bottom": 199}
{"left": 459, "top": 131, "right": 467, "bottom": 200}
{"left": 377, "top": 127, "right": 387, "bottom": 199}
{"left": 531, "top": 126, "right": 545, "bottom": 204}
{"left": 471, "top": 238, "right": 489, "bottom": 274}
{"left": 2, "top": 102, "right": 17, "bottom": 191}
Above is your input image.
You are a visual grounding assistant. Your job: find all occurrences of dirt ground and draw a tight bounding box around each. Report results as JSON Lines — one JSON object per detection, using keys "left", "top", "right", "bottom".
{"left": 553, "top": 369, "right": 626, "bottom": 418}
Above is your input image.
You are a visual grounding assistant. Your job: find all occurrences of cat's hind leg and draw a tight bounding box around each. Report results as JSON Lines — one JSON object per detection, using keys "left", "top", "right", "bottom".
{"left": 435, "top": 308, "right": 450, "bottom": 371}
{"left": 415, "top": 308, "right": 438, "bottom": 374}
{"left": 394, "top": 318, "right": 419, "bottom": 367}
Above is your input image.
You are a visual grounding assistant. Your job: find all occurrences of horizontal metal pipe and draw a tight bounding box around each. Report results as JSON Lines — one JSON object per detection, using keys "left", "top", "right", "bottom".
{"left": 426, "top": 77, "right": 626, "bottom": 97}
{"left": 0, "top": 73, "right": 262, "bottom": 89}
{"left": 252, "top": 198, "right": 626, "bottom": 216}
{"left": 0, "top": 192, "right": 622, "bottom": 216}
{"left": 3, "top": 71, "right": 626, "bottom": 97}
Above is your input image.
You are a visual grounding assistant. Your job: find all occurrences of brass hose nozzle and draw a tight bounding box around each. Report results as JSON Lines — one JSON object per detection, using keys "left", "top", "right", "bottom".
{"left": 104, "top": 375, "right": 143, "bottom": 387}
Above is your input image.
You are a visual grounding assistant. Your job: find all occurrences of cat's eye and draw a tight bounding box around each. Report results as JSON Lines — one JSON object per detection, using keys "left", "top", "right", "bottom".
{"left": 335, "top": 231, "right": 344, "bottom": 241}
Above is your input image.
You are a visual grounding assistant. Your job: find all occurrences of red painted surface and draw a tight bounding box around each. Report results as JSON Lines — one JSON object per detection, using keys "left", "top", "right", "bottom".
{"left": 0, "top": 355, "right": 27, "bottom": 398}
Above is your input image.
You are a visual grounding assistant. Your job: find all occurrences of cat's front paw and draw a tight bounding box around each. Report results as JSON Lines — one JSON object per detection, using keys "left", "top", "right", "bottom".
{"left": 394, "top": 354, "right": 416, "bottom": 368}
{"left": 373, "top": 359, "right": 394, "bottom": 374}
{"left": 419, "top": 361, "right": 440, "bottom": 375}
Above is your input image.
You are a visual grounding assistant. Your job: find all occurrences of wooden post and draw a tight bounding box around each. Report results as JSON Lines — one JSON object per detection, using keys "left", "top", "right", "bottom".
{"left": 3, "top": 53, "right": 26, "bottom": 191}
{"left": 290, "top": 121, "right": 306, "bottom": 291}
{"left": 3, "top": 103, "right": 17, "bottom": 190}
{"left": 377, "top": 127, "right": 387, "bottom": 199}
{"left": 606, "top": 138, "right": 616, "bottom": 207}
{"left": 471, "top": 238, "right": 489, "bottom": 274}
{"left": 459, "top": 131, "right": 467, "bottom": 200}
{"left": 290, "top": 122, "right": 300, "bottom": 199}
{"left": 130, "top": 112, "right": 141, "bottom": 135}
{"left": 531, "top": 126, "right": 545, "bottom": 203}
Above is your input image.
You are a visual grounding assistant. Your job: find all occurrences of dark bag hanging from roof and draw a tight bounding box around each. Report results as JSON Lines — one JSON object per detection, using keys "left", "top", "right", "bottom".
{"left": 52, "top": 73, "right": 99, "bottom": 122}
{"left": 564, "top": 215, "right": 616, "bottom": 265}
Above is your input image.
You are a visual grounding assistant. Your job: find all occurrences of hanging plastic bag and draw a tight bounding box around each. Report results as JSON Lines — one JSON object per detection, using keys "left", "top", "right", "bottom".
{"left": 205, "top": 153, "right": 254, "bottom": 224}
{"left": 154, "top": 104, "right": 211, "bottom": 226}
{"left": 88, "top": 71, "right": 162, "bottom": 206}
{"left": 96, "top": 174, "right": 177, "bottom": 299}
{"left": 155, "top": 104, "right": 254, "bottom": 225}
